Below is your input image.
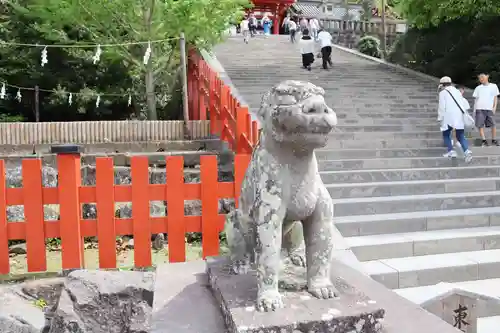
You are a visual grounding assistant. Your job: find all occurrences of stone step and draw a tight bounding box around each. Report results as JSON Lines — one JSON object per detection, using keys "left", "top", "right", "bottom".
{"left": 337, "top": 113, "right": 437, "bottom": 119}
{"left": 335, "top": 207, "right": 500, "bottom": 237}
{"left": 348, "top": 226, "right": 500, "bottom": 261}
{"left": 364, "top": 248, "right": 500, "bottom": 289}
{"left": 319, "top": 155, "right": 499, "bottom": 171}
{"left": 325, "top": 138, "right": 444, "bottom": 149}
{"left": 394, "top": 278, "right": 500, "bottom": 306}
{"left": 333, "top": 124, "right": 445, "bottom": 132}
{"left": 332, "top": 191, "right": 500, "bottom": 217}
{"left": 327, "top": 131, "right": 443, "bottom": 140}
{"left": 316, "top": 147, "right": 500, "bottom": 160}
{"left": 327, "top": 177, "right": 500, "bottom": 199}
{"left": 339, "top": 119, "right": 440, "bottom": 126}
{"left": 151, "top": 261, "right": 226, "bottom": 333}
{"left": 322, "top": 165, "right": 500, "bottom": 184}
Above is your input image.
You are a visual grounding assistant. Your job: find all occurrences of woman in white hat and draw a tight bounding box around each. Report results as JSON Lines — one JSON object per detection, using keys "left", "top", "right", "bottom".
{"left": 437, "top": 76, "right": 472, "bottom": 162}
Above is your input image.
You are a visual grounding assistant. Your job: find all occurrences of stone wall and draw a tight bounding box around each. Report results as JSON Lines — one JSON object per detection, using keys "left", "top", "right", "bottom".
{"left": 320, "top": 18, "right": 405, "bottom": 49}
{"left": 5, "top": 161, "right": 235, "bottom": 223}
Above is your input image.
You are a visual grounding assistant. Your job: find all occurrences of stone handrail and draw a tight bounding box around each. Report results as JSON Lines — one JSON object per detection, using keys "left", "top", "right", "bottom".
{"left": 320, "top": 18, "right": 407, "bottom": 34}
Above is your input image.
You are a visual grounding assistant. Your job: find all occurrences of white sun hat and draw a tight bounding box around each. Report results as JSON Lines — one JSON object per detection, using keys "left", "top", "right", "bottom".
{"left": 439, "top": 76, "right": 452, "bottom": 84}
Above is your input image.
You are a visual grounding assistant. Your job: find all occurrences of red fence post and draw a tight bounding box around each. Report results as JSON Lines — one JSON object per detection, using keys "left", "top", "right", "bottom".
{"left": 200, "top": 155, "right": 219, "bottom": 258}
{"left": 236, "top": 106, "right": 248, "bottom": 153}
{"left": 0, "top": 161, "right": 8, "bottom": 274}
{"left": 96, "top": 157, "right": 117, "bottom": 269}
{"left": 199, "top": 62, "right": 207, "bottom": 121}
{"left": 57, "top": 151, "right": 85, "bottom": 269}
{"left": 131, "top": 156, "right": 152, "bottom": 268}
{"left": 209, "top": 73, "right": 217, "bottom": 135}
{"left": 23, "top": 159, "right": 46, "bottom": 272}
{"left": 234, "top": 154, "right": 251, "bottom": 209}
{"left": 188, "top": 52, "right": 194, "bottom": 119}
{"left": 252, "top": 121, "right": 259, "bottom": 145}
{"left": 166, "top": 156, "right": 186, "bottom": 262}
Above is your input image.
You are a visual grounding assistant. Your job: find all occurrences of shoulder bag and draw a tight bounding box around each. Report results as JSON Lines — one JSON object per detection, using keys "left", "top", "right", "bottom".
{"left": 446, "top": 90, "right": 475, "bottom": 130}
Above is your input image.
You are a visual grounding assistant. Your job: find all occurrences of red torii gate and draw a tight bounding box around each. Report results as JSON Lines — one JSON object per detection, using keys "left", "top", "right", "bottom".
{"left": 248, "top": 0, "right": 296, "bottom": 35}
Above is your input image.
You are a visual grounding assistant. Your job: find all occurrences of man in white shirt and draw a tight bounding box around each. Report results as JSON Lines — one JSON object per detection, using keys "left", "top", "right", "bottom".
{"left": 473, "top": 73, "right": 499, "bottom": 146}
{"left": 299, "top": 17, "right": 308, "bottom": 33}
{"left": 240, "top": 18, "right": 250, "bottom": 44}
{"left": 282, "top": 14, "right": 290, "bottom": 34}
{"left": 288, "top": 19, "right": 297, "bottom": 43}
{"left": 299, "top": 29, "right": 315, "bottom": 71}
{"left": 317, "top": 29, "right": 333, "bottom": 70}
{"left": 249, "top": 14, "right": 257, "bottom": 37}
{"left": 309, "top": 18, "right": 319, "bottom": 40}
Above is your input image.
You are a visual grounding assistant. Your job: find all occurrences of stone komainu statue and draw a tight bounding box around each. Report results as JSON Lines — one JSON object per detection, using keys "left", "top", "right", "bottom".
{"left": 224, "top": 80, "right": 338, "bottom": 312}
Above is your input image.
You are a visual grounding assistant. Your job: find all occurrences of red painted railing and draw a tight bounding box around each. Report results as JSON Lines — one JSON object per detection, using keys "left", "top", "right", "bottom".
{"left": 188, "top": 51, "right": 259, "bottom": 154}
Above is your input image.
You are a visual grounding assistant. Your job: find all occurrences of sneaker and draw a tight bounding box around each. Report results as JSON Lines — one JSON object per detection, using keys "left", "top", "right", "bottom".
{"left": 443, "top": 151, "right": 457, "bottom": 158}
{"left": 493, "top": 140, "right": 500, "bottom": 146}
{"left": 464, "top": 149, "right": 472, "bottom": 163}
{"left": 307, "top": 66, "right": 311, "bottom": 71}
{"left": 482, "top": 140, "right": 489, "bottom": 147}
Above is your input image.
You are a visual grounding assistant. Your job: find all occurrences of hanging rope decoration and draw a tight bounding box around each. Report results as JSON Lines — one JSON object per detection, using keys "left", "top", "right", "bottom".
{"left": 38, "top": 39, "right": 158, "bottom": 66}
{"left": 0, "top": 80, "right": 136, "bottom": 106}
{"left": 0, "top": 36, "right": 179, "bottom": 105}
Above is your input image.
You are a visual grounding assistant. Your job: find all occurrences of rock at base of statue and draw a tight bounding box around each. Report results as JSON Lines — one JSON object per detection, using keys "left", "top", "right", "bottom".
{"left": 48, "top": 270, "right": 154, "bottom": 333}
{"left": 206, "top": 257, "right": 385, "bottom": 333}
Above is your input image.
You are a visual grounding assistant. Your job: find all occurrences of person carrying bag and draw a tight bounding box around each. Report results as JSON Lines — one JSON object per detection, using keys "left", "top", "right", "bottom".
{"left": 437, "top": 76, "right": 473, "bottom": 162}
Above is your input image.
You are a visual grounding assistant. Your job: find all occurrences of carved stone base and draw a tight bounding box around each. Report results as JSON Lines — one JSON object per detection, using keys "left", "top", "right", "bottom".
{"left": 206, "top": 257, "right": 385, "bottom": 333}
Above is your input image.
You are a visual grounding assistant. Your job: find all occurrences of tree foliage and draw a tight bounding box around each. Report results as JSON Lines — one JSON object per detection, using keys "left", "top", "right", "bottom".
{"left": 399, "top": 0, "right": 500, "bottom": 28}
{"left": 0, "top": 0, "right": 248, "bottom": 121}
{"left": 388, "top": 17, "right": 500, "bottom": 88}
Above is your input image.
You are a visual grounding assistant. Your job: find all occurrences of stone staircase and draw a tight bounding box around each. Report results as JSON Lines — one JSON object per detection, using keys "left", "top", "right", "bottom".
{"left": 212, "top": 35, "right": 500, "bottom": 308}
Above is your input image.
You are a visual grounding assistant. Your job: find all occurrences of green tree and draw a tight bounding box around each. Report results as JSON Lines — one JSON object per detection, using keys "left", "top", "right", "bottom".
{"left": 0, "top": 2, "right": 136, "bottom": 121}
{"left": 17, "top": 0, "right": 249, "bottom": 120}
{"left": 399, "top": 0, "right": 500, "bottom": 28}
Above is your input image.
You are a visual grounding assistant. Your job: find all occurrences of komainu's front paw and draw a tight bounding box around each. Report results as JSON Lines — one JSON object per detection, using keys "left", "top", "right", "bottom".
{"left": 231, "top": 259, "right": 250, "bottom": 275}
{"left": 308, "top": 279, "right": 339, "bottom": 299}
{"left": 257, "top": 290, "right": 284, "bottom": 312}
{"left": 289, "top": 252, "right": 306, "bottom": 267}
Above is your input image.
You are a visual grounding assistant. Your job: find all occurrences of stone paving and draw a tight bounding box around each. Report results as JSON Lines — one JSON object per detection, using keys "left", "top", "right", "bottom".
{"left": 212, "top": 34, "right": 500, "bottom": 332}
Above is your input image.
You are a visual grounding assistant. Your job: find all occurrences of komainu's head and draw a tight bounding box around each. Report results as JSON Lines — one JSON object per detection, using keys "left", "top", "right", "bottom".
{"left": 257, "top": 80, "right": 337, "bottom": 150}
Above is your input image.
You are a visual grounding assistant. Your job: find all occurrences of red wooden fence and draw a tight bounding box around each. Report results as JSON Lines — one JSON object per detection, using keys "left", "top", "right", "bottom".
{"left": 188, "top": 52, "right": 259, "bottom": 153}
{"left": 0, "top": 51, "right": 260, "bottom": 274}
{"left": 0, "top": 153, "right": 251, "bottom": 274}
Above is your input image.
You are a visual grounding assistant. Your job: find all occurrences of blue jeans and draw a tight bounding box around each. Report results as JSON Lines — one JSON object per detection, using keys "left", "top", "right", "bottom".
{"left": 443, "top": 126, "right": 469, "bottom": 152}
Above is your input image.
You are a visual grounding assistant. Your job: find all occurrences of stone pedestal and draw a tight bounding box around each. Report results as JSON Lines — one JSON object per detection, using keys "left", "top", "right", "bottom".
{"left": 206, "top": 257, "right": 385, "bottom": 333}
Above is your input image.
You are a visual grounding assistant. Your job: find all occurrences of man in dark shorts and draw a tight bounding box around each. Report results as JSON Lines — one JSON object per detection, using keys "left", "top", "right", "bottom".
{"left": 473, "top": 73, "right": 500, "bottom": 146}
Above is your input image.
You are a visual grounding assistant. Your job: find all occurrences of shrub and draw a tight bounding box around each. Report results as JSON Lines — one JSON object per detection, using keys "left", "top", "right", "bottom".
{"left": 357, "top": 36, "right": 382, "bottom": 58}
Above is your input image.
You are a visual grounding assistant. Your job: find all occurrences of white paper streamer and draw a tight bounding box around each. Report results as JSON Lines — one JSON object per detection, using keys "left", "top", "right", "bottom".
{"left": 0, "top": 84, "right": 5, "bottom": 99}
{"left": 68, "top": 93, "right": 73, "bottom": 105}
{"left": 95, "top": 94, "right": 100, "bottom": 107}
{"left": 128, "top": 94, "right": 132, "bottom": 106}
{"left": 143, "top": 41, "right": 151, "bottom": 65}
{"left": 16, "top": 89, "right": 21, "bottom": 102}
{"left": 41, "top": 47, "right": 48, "bottom": 66}
{"left": 92, "top": 44, "right": 102, "bottom": 64}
